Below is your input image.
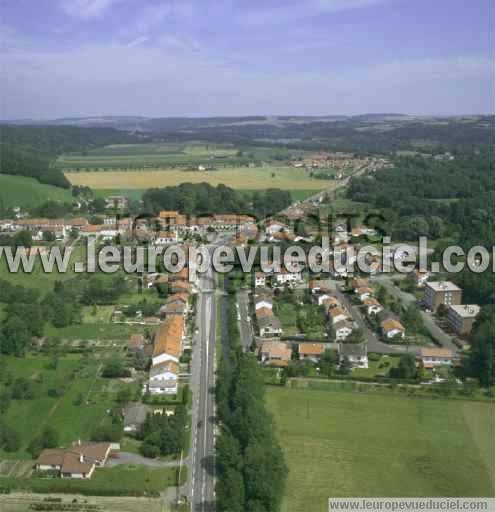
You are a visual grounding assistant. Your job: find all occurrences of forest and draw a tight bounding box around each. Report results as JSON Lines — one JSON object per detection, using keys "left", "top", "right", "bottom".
{"left": 0, "top": 125, "right": 144, "bottom": 188}
{"left": 142, "top": 182, "right": 292, "bottom": 218}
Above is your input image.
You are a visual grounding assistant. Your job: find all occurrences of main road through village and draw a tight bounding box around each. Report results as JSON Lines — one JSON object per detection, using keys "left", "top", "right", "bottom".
{"left": 186, "top": 250, "right": 217, "bottom": 511}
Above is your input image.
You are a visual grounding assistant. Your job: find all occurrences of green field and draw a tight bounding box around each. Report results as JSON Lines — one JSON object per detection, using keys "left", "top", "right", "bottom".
{"left": 57, "top": 142, "right": 302, "bottom": 171}
{"left": 66, "top": 166, "right": 333, "bottom": 192}
{"left": 0, "top": 175, "right": 72, "bottom": 209}
{"left": 0, "top": 464, "right": 181, "bottom": 496}
{"left": 266, "top": 387, "right": 495, "bottom": 512}
{"left": 0, "top": 245, "right": 86, "bottom": 293}
{"left": 0, "top": 354, "right": 123, "bottom": 458}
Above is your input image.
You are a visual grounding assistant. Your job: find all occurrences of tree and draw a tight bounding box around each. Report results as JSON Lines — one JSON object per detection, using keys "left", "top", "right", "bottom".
{"left": 320, "top": 349, "right": 338, "bottom": 378}
{"left": 12, "top": 230, "right": 32, "bottom": 248}
{"left": 42, "top": 231, "right": 56, "bottom": 242}
{"left": 102, "top": 358, "right": 131, "bottom": 378}
{"left": 28, "top": 427, "right": 59, "bottom": 458}
{"left": 339, "top": 356, "right": 352, "bottom": 375}
{"left": 346, "top": 328, "right": 365, "bottom": 344}
{"left": 0, "top": 422, "right": 21, "bottom": 452}
{"left": 401, "top": 304, "right": 424, "bottom": 333}
{"left": 11, "top": 377, "right": 34, "bottom": 399}
{"left": 466, "top": 307, "right": 495, "bottom": 386}
{"left": 391, "top": 353, "right": 418, "bottom": 380}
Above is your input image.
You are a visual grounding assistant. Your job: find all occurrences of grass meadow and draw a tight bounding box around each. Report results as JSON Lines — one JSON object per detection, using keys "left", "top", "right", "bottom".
{"left": 266, "top": 387, "right": 495, "bottom": 512}
{"left": 0, "top": 464, "right": 182, "bottom": 496}
{"left": 0, "top": 244, "right": 86, "bottom": 292}
{"left": 0, "top": 175, "right": 72, "bottom": 209}
{"left": 66, "top": 166, "right": 332, "bottom": 192}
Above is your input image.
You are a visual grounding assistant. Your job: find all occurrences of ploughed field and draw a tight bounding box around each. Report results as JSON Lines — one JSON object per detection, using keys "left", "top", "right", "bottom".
{"left": 266, "top": 387, "right": 495, "bottom": 512}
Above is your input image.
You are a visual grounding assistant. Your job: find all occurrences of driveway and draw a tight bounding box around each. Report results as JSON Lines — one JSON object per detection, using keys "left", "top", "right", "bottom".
{"left": 108, "top": 452, "right": 180, "bottom": 467}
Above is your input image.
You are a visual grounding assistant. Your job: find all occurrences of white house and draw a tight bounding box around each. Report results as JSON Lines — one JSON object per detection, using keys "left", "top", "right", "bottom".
{"left": 315, "top": 293, "right": 333, "bottom": 306}
{"left": 381, "top": 319, "right": 406, "bottom": 339}
{"left": 100, "top": 227, "right": 119, "bottom": 241}
{"left": 363, "top": 298, "right": 383, "bottom": 316}
{"left": 339, "top": 343, "right": 368, "bottom": 369}
{"left": 328, "top": 307, "right": 348, "bottom": 325}
{"left": 356, "top": 287, "right": 373, "bottom": 302}
{"left": 256, "top": 308, "right": 283, "bottom": 337}
{"left": 334, "top": 320, "right": 354, "bottom": 341}
{"left": 265, "top": 221, "right": 288, "bottom": 236}
{"left": 274, "top": 269, "right": 302, "bottom": 286}
{"left": 148, "top": 361, "right": 179, "bottom": 395}
{"left": 420, "top": 347, "right": 455, "bottom": 369}
{"left": 154, "top": 231, "right": 178, "bottom": 245}
{"left": 254, "top": 272, "right": 267, "bottom": 287}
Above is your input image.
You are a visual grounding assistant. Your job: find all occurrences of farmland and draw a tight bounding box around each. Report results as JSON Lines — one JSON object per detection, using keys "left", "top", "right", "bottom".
{"left": 266, "top": 387, "right": 495, "bottom": 512}
{"left": 0, "top": 354, "right": 122, "bottom": 458}
{"left": 59, "top": 141, "right": 333, "bottom": 192}
{"left": 0, "top": 175, "right": 72, "bottom": 209}
{"left": 66, "top": 166, "right": 332, "bottom": 191}
{"left": 56, "top": 142, "right": 301, "bottom": 170}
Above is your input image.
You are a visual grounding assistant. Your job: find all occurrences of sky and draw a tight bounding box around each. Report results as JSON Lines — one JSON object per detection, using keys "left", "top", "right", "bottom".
{"left": 1, "top": 0, "right": 494, "bottom": 119}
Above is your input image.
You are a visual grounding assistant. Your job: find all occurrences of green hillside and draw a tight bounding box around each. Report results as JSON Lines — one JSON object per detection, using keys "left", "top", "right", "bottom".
{"left": 0, "top": 174, "right": 72, "bottom": 209}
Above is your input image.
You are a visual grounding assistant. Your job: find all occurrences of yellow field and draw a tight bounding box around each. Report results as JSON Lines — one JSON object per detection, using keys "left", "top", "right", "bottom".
{"left": 65, "top": 166, "right": 333, "bottom": 191}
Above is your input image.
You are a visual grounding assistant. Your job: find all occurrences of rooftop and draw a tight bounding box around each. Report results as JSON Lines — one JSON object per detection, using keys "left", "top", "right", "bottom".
{"left": 426, "top": 281, "right": 462, "bottom": 292}
{"left": 448, "top": 304, "right": 481, "bottom": 318}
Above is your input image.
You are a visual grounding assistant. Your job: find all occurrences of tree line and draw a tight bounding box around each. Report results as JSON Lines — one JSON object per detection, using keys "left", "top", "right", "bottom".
{"left": 142, "top": 182, "right": 291, "bottom": 218}
{"left": 216, "top": 292, "right": 287, "bottom": 512}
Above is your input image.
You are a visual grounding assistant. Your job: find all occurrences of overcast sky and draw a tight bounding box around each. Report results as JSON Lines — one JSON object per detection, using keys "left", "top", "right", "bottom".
{"left": 1, "top": 0, "right": 494, "bottom": 119}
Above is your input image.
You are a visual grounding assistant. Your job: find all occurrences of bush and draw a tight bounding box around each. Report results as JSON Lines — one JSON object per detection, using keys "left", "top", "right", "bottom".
{"left": 101, "top": 359, "right": 131, "bottom": 379}
{"left": 0, "top": 422, "right": 21, "bottom": 452}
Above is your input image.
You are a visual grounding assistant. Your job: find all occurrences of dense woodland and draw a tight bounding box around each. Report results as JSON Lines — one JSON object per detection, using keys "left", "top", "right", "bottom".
{"left": 143, "top": 182, "right": 291, "bottom": 218}
{"left": 347, "top": 151, "right": 495, "bottom": 304}
{"left": 148, "top": 116, "right": 495, "bottom": 154}
{"left": 0, "top": 124, "right": 143, "bottom": 188}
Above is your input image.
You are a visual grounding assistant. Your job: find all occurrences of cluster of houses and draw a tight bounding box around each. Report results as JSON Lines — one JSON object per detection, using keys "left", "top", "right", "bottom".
{"left": 0, "top": 210, "right": 257, "bottom": 245}
{"left": 259, "top": 340, "right": 369, "bottom": 370}
{"left": 308, "top": 278, "right": 358, "bottom": 342}
{"left": 35, "top": 441, "right": 114, "bottom": 479}
{"left": 348, "top": 277, "right": 407, "bottom": 341}
{"left": 288, "top": 152, "right": 389, "bottom": 175}
{"left": 146, "top": 279, "right": 195, "bottom": 395}
{"left": 150, "top": 211, "right": 256, "bottom": 244}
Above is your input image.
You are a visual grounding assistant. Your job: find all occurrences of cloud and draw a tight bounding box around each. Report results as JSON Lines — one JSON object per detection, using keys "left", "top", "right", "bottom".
{"left": 2, "top": 42, "right": 494, "bottom": 119}
{"left": 59, "top": 0, "right": 118, "bottom": 19}
{"left": 126, "top": 35, "right": 150, "bottom": 47}
{"left": 239, "top": 0, "right": 391, "bottom": 26}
